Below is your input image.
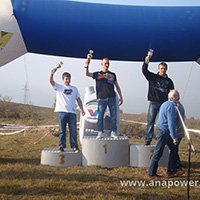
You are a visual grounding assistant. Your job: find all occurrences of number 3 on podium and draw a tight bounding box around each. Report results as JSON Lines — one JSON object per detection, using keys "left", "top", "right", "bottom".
{"left": 59, "top": 154, "right": 65, "bottom": 164}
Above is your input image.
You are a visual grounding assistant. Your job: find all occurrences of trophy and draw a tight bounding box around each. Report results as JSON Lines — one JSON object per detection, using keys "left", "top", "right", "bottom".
{"left": 147, "top": 49, "right": 154, "bottom": 57}
{"left": 145, "top": 49, "right": 153, "bottom": 64}
{"left": 56, "top": 61, "right": 63, "bottom": 69}
{"left": 87, "top": 50, "right": 94, "bottom": 59}
{"left": 51, "top": 61, "right": 63, "bottom": 74}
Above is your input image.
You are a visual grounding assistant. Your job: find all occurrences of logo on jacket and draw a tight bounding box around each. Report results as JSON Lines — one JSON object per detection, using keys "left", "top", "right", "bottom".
{"left": 155, "top": 79, "right": 169, "bottom": 92}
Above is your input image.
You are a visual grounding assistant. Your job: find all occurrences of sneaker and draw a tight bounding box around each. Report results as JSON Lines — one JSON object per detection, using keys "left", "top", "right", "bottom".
{"left": 145, "top": 141, "right": 151, "bottom": 145}
{"left": 96, "top": 131, "right": 103, "bottom": 140}
{"left": 73, "top": 147, "right": 80, "bottom": 153}
{"left": 111, "top": 131, "right": 118, "bottom": 139}
{"left": 58, "top": 147, "right": 64, "bottom": 152}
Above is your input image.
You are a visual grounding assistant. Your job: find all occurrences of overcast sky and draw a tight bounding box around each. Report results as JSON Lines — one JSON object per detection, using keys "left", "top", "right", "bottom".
{"left": 69, "top": 0, "right": 200, "bottom": 6}
{"left": 0, "top": 53, "right": 200, "bottom": 119}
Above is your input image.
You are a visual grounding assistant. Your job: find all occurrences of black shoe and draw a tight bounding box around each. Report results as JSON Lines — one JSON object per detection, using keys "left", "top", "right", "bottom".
{"left": 149, "top": 174, "right": 162, "bottom": 179}
{"left": 73, "top": 147, "right": 80, "bottom": 153}
{"left": 145, "top": 141, "right": 151, "bottom": 145}
{"left": 167, "top": 171, "right": 183, "bottom": 177}
{"left": 58, "top": 147, "right": 64, "bottom": 152}
{"left": 177, "top": 164, "right": 183, "bottom": 171}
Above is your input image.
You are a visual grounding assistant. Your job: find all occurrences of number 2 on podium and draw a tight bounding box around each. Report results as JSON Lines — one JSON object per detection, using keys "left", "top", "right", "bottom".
{"left": 102, "top": 144, "right": 107, "bottom": 154}
{"left": 150, "top": 149, "right": 154, "bottom": 160}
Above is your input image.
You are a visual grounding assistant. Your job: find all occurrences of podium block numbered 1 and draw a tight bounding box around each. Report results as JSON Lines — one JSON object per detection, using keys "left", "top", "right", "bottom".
{"left": 82, "top": 136, "right": 129, "bottom": 167}
{"left": 41, "top": 148, "right": 82, "bottom": 167}
{"left": 130, "top": 143, "right": 169, "bottom": 167}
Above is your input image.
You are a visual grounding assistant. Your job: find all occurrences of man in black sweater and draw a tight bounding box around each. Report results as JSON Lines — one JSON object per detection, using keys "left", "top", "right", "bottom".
{"left": 142, "top": 51, "right": 174, "bottom": 145}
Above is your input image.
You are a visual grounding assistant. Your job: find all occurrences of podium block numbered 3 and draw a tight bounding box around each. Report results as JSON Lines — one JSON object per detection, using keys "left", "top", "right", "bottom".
{"left": 41, "top": 148, "right": 82, "bottom": 167}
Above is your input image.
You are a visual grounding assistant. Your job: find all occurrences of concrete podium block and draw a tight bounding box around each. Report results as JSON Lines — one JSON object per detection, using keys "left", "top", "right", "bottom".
{"left": 41, "top": 148, "right": 82, "bottom": 167}
{"left": 130, "top": 143, "right": 169, "bottom": 167}
{"left": 82, "top": 136, "right": 129, "bottom": 167}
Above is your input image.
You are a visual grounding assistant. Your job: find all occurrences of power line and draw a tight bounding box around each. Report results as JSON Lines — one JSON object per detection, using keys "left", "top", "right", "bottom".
{"left": 23, "top": 55, "right": 32, "bottom": 104}
{"left": 182, "top": 62, "right": 194, "bottom": 102}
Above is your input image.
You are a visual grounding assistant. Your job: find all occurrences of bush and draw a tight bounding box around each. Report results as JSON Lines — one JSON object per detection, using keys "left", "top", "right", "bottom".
{"left": 119, "top": 122, "right": 146, "bottom": 138}
{"left": 0, "top": 94, "right": 38, "bottom": 122}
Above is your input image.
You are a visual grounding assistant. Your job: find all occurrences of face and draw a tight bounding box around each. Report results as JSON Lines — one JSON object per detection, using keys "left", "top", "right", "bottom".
{"left": 101, "top": 59, "right": 110, "bottom": 72}
{"left": 158, "top": 64, "right": 167, "bottom": 76}
{"left": 174, "top": 92, "right": 180, "bottom": 101}
{"left": 63, "top": 76, "right": 71, "bottom": 85}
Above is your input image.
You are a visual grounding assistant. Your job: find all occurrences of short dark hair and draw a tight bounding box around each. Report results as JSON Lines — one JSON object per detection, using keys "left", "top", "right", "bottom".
{"left": 159, "top": 62, "right": 168, "bottom": 69}
{"left": 102, "top": 58, "right": 109, "bottom": 62}
{"left": 62, "top": 72, "right": 71, "bottom": 79}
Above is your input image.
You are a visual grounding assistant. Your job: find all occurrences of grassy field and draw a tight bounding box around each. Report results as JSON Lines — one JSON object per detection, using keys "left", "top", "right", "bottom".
{"left": 0, "top": 105, "right": 200, "bottom": 200}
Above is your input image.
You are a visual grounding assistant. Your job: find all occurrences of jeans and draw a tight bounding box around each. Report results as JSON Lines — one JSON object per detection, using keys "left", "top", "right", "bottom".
{"left": 148, "top": 128, "right": 178, "bottom": 176}
{"left": 145, "top": 101, "right": 162, "bottom": 143}
{"left": 176, "top": 137, "right": 183, "bottom": 167}
{"left": 57, "top": 112, "right": 77, "bottom": 148}
{"left": 97, "top": 98, "right": 117, "bottom": 133}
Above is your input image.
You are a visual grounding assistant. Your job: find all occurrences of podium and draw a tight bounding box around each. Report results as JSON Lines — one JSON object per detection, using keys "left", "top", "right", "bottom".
{"left": 40, "top": 140, "right": 170, "bottom": 168}
{"left": 130, "top": 143, "right": 169, "bottom": 167}
{"left": 82, "top": 136, "right": 129, "bottom": 167}
{"left": 41, "top": 148, "right": 82, "bottom": 167}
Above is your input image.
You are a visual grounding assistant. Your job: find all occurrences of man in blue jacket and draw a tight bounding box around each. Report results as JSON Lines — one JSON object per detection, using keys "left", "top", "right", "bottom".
{"left": 148, "top": 89, "right": 182, "bottom": 178}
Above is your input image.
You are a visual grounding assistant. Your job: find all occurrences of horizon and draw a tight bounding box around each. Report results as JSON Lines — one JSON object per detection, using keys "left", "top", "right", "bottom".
{"left": 0, "top": 53, "right": 200, "bottom": 119}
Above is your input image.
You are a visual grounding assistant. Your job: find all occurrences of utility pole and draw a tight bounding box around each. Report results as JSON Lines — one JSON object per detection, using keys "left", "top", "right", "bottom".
{"left": 22, "top": 82, "right": 29, "bottom": 104}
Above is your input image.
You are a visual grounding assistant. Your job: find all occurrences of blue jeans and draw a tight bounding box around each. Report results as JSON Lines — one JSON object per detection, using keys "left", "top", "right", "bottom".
{"left": 145, "top": 101, "right": 162, "bottom": 143}
{"left": 148, "top": 128, "right": 178, "bottom": 176}
{"left": 97, "top": 98, "right": 117, "bottom": 132}
{"left": 176, "top": 137, "right": 183, "bottom": 167}
{"left": 57, "top": 112, "right": 77, "bottom": 148}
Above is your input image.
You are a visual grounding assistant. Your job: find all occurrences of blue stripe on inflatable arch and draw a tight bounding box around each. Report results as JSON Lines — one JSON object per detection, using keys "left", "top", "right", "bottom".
{"left": 11, "top": 0, "right": 200, "bottom": 62}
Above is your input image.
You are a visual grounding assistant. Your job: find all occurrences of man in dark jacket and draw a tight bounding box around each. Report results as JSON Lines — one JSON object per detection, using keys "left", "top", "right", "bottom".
{"left": 85, "top": 56, "right": 123, "bottom": 140}
{"left": 142, "top": 51, "right": 174, "bottom": 145}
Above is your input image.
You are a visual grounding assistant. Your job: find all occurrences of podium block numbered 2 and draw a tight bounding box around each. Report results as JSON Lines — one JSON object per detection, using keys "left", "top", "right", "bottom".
{"left": 130, "top": 143, "right": 169, "bottom": 167}
{"left": 41, "top": 148, "right": 82, "bottom": 167}
{"left": 82, "top": 136, "right": 129, "bottom": 167}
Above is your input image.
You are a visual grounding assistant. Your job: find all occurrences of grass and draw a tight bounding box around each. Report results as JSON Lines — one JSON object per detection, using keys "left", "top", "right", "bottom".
{"left": 0, "top": 124, "right": 200, "bottom": 200}
{"left": 0, "top": 103, "right": 200, "bottom": 200}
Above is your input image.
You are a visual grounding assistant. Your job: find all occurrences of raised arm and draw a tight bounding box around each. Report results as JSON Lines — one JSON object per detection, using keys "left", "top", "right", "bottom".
{"left": 85, "top": 58, "right": 93, "bottom": 78}
{"left": 49, "top": 62, "right": 62, "bottom": 87}
{"left": 49, "top": 67, "right": 58, "bottom": 87}
{"left": 142, "top": 50, "right": 154, "bottom": 79}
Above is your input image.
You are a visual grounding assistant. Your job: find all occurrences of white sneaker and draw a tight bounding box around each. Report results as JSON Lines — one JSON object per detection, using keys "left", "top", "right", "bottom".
{"left": 96, "top": 131, "right": 103, "bottom": 140}
{"left": 111, "top": 131, "right": 118, "bottom": 139}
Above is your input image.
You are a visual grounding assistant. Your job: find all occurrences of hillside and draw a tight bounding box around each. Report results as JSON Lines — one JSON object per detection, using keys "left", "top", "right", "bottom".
{"left": 1, "top": 101, "right": 200, "bottom": 130}
{"left": 0, "top": 101, "right": 56, "bottom": 125}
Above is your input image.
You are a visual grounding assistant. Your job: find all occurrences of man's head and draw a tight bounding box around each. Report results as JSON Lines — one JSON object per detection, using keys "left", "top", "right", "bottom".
{"left": 62, "top": 72, "right": 71, "bottom": 85}
{"left": 158, "top": 62, "right": 168, "bottom": 77}
{"left": 168, "top": 89, "right": 180, "bottom": 101}
{"left": 101, "top": 58, "right": 110, "bottom": 72}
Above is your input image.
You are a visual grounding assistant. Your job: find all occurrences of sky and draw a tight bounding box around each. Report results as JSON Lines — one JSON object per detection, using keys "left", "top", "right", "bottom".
{"left": 0, "top": 53, "right": 200, "bottom": 119}
{"left": 69, "top": 0, "right": 200, "bottom": 6}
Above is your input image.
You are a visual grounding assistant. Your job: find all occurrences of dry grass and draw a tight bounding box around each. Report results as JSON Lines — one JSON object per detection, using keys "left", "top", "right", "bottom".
{"left": 0, "top": 107, "right": 200, "bottom": 199}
